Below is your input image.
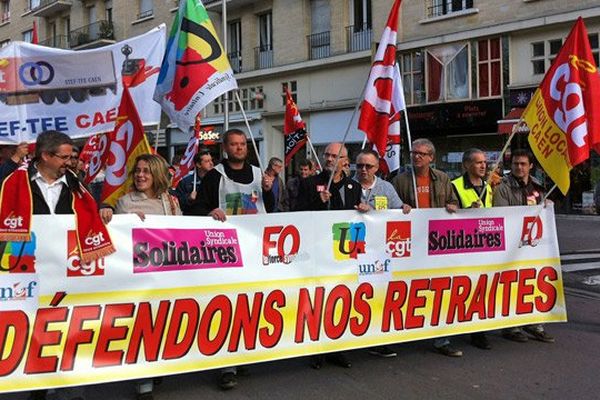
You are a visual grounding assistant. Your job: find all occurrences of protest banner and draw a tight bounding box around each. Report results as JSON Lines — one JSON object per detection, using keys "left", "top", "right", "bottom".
{"left": 0, "top": 25, "right": 165, "bottom": 144}
{"left": 0, "top": 206, "right": 566, "bottom": 393}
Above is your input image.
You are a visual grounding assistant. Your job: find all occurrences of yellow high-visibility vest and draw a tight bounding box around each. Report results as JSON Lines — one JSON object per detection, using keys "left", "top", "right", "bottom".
{"left": 452, "top": 175, "right": 492, "bottom": 208}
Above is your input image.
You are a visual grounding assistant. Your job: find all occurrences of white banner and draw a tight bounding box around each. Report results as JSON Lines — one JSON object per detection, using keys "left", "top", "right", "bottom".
{"left": 0, "top": 25, "right": 166, "bottom": 144}
{"left": 0, "top": 206, "right": 566, "bottom": 393}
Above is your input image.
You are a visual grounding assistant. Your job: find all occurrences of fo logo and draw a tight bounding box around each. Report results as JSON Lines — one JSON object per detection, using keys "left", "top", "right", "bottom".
{"left": 332, "top": 222, "right": 366, "bottom": 261}
{"left": 262, "top": 225, "right": 301, "bottom": 265}
{"left": 520, "top": 216, "right": 543, "bottom": 247}
{"left": 386, "top": 221, "right": 411, "bottom": 258}
{"left": 67, "top": 230, "right": 105, "bottom": 277}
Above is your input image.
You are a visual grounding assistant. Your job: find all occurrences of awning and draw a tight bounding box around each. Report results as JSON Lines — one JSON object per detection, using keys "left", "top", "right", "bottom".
{"left": 497, "top": 107, "right": 529, "bottom": 134}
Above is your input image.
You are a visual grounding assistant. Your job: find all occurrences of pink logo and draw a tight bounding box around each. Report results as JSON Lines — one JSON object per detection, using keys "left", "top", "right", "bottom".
{"left": 132, "top": 228, "right": 243, "bottom": 273}
{"left": 428, "top": 218, "right": 505, "bottom": 255}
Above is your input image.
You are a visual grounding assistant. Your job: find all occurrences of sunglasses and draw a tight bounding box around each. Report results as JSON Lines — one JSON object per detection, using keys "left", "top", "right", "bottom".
{"left": 410, "top": 151, "right": 432, "bottom": 158}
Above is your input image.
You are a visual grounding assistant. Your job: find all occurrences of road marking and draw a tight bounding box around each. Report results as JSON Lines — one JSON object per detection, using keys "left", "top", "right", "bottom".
{"left": 560, "top": 253, "right": 600, "bottom": 272}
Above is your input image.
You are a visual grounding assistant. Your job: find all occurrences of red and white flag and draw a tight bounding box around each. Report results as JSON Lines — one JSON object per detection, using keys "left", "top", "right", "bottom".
{"left": 171, "top": 114, "right": 202, "bottom": 189}
{"left": 82, "top": 134, "right": 109, "bottom": 184}
{"left": 283, "top": 89, "right": 308, "bottom": 166}
{"left": 358, "top": 0, "right": 405, "bottom": 172}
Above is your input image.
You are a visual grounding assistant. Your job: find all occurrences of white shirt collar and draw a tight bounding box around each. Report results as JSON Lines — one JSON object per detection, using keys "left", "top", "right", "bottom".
{"left": 31, "top": 171, "right": 68, "bottom": 186}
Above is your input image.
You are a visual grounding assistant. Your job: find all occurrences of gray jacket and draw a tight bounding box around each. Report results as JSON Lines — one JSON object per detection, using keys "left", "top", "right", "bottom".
{"left": 493, "top": 174, "right": 545, "bottom": 207}
{"left": 360, "top": 177, "right": 404, "bottom": 209}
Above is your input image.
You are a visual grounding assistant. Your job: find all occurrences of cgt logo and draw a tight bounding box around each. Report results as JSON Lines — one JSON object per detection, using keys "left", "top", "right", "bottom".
{"left": 84, "top": 231, "right": 106, "bottom": 247}
{"left": 3, "top": 214, "right": 24, "bottom": 230}
{"left": 0, "top": 233, "right": 36, "bottom": 274}
{"left": 521, "top": 216, "right": 543, "bottom": 247}
{"left": 262, "top": 225, "right": 300, "bottom": 265}
{"left": 332, "top": 222, "right": 366, "bottom": 261}
{"left": 67, "top": 231, "right": 105, "bottom": 277}
{"left": 386, "top": 221, "right": 411, "bottom": 258}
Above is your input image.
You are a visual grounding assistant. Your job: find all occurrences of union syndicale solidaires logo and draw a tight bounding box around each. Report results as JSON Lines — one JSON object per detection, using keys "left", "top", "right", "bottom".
{"left": 132, "top": 228, "right": 244, "bottom": 273}
{"left": 386, "top": 221, "right": 411, "bottom": 258}
{"left": 332, "top": 222, "right": 366, "bottom": 261}
{"left": 0, "top": 232, "right": 37, "bottom": 274}
{"left": 67, "top": 230, "right": 105, "bottom": 277}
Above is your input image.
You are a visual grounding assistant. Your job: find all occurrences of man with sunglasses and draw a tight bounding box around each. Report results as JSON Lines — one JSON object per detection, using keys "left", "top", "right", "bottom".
{"left": 391, "top": 138, "right": 462, "bottom": 358}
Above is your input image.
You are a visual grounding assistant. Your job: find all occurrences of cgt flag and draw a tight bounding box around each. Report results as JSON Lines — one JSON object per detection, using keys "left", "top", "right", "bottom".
{"left": 524, "top": 17, "right": 600, "bottom": 194}
{"left": 153, "top": 0, "right": 238, "bottom": 129}
{"left": 101, "top": 86, "right": 152, "bottom": 207}
{"left": 171, "top": 114, "right": 202, "bottom": 189}
{"left": 358, "top": 0, "right": 405, "bottom": 169}
{"left": 283, "top": 89, "right": 307, "bottom": 166}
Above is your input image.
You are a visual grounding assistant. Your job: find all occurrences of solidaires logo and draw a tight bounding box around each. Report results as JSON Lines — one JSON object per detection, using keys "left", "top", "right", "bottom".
{"left": 332, "top": 222, "right": 366, "bottom": 261}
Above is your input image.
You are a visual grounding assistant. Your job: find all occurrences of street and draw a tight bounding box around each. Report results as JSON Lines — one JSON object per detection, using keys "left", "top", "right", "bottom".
{"left": 1, "top": 214, "right": 599, "bottom": 400}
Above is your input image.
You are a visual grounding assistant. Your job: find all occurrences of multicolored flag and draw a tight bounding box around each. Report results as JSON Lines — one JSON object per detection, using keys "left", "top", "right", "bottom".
{"left": 524, "top": 17, "right": 600, "bottom": 194}
{"left": 101, "top": 86, "right": 152, "bottom": 207}
{"left": 153, "top": 0, "right": 238, "bottom": 129}
{"left": 171, "top": 114, "right": 202, "bottom": 189}
{"left": 283, "top": 89, "right": 308, "bottom": 166}
{"left": 357, "top": 0, "right": 405, "bottom": 172}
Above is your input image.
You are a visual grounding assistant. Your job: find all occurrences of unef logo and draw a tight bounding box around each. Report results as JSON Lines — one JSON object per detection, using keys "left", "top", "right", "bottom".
{"left": 262, "top": 225, "right": 300, "bottom": 265}
{"left": 0, "top": 233, "right": 36, "bottom": 273}
{"left": 0, "top": 280, "right": 37, "bottom": 301}
{"left": 67, "top": 230, "right": 105, "bottom": 277}
{"left": 386, "top": 221, "right": 411, "bottom": 258}
{"left": 332, "top": 222, "right": 366, "bottom": 261}
{"left": 520, "top": 216, "right": 543, "bottom": 247}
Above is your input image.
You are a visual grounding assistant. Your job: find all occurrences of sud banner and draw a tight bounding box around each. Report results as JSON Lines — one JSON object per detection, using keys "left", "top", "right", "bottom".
{"left": 0, "top": 207, "right": 566, "bottom": 393}
{"left": 0, "top": 25, "right": 165, "bottom": 144}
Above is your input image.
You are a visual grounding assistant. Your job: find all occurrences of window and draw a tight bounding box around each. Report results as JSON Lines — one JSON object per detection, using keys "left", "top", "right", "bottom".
{"left": 256, "top": 12, "right": 273, "bottom": 69}
{"left": 1, "top": 1, "right": 9, "bottom": 24}
{"left": 22, "top": 29, "right": 33, "bottom": 43}
{"left": 590, "top": 33, "right": 599, "bottom": 67}
{"left": 138, "top": 0, "right": 153, "bottom": 19}
{"left": 477, "top": 38, "right": 501, "bottom": 98}
{"left": 282, "top": 81, "right": 297, "bottom": 105}
{"left": 213, "top": 86, "right": 264, "bottom": 114}
{"left": 27, "top": 0, "right": 40, "bottom": 11}
{"left": 0, "top": 39, "right": 9, "bottom": 48}
{"left": 531, "top": 39, "right": 562, "bottom": 75}
{"left": 351, "top": 0, "right": 371, "bottom": 30}
{"left": 426, "top": 43, "right": 469, "bottom": 102}
{"left": 228, "top": 20, "right": 242, "bottom": 73}
{"left": 427, "top": 0, "right": 473, "bottom": 18}
{"left": 400, "top": 51, "right": 425, "bottom": 105}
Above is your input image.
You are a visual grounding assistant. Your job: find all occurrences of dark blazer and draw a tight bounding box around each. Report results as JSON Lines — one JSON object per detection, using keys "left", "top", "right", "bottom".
{"left": 296, "top": 171, "right": 361, "bottom": 211}
{"left": 0, "top": 159, "right": 82, "bottom": 215}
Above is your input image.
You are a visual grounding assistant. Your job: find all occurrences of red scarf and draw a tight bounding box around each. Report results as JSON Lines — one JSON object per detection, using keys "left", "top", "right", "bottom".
{"left": 0, "top": 163, "right": 115, "bottom": 263}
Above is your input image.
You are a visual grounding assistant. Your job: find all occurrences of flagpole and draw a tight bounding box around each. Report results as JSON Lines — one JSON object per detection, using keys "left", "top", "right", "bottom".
{"left": 478, "top": 116, "right": 524, "bottom": 201}
{"left": 326, "top": 78, "right": 370, "bottom": 192}
{"left": 402, "top": 111, "right": 419, "bottom": 209}
{"left": 306, "top": 136, "right": 323, "bottom": 171}
{"left": 234, "top": 91, "right": 265, "bottom": 171}
{"left": 222, "top": 0, "right": 229, "bottom": 133}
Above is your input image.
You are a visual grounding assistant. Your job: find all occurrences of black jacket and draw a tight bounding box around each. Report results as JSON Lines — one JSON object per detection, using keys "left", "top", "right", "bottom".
{"left": 0, "top": 159, "right": 82, "bottom": 215}
{"left": 296, "top": 171, "right": 361, "bottom": 211}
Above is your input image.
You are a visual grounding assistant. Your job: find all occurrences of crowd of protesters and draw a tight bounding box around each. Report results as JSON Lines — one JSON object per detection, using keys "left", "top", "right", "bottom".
{"left": 0, "top": 130, "right": 557, "bottom": 400}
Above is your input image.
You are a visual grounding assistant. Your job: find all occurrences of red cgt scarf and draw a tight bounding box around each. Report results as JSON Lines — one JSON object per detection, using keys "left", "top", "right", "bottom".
{"left": 0, "top": 162, "right": 115, "bottom": 263}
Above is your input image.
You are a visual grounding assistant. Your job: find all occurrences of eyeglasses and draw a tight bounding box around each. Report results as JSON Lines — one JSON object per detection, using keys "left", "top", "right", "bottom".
{"left": 356, "top": 163, "right": 376, "bottom": 170}
{"left": 51, "top": 153, "right": 72, "bottom": 161}
{"left": 410, "top": 151, "right": 432, "bottom": 158}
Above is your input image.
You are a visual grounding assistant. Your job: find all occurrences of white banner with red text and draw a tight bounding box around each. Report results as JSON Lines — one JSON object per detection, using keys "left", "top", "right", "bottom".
{"left": 0, "top": 25, "right": 165, "bottom": 144}
{"left": 0, "top": 206, "right": 566, "bottom": 392}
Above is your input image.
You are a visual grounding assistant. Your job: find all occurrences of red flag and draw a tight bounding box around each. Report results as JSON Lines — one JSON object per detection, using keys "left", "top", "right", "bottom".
{"left": 171, "top": 114, "right": 201, "bottom": 189}
{"left": 82, "top": 134, "right": 109, "bottom": 184}
{"left": 101, "top": 86, "right": 152, "bottom": 206}
{"left": 283, "top": 89, "right": 307, "bottom": 166}
{"left": 32, "top": 20, "right": 38, "bottom": 44}
{"left": 358, "top": 0, "right": 405, "bottom": 161}
{"left": 524, "top": 17, "right": 600, "bottom": 194}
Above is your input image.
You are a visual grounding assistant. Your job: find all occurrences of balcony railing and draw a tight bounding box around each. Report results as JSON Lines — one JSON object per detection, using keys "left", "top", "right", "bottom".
{"left": 0, "top": 11, "right": 9, "bottom": 23}
{"left": 32, "top": 0, "right": 72, "bottom": 18}
{"left": 426, "top": 0, "right": 473, "bottom": 18}
{"left": 254, "top": 45, "right": 273, "bottom": 70}
{"left": 307, "top": 31, "right": 330, "bottom": 60}
{"left": 228, "top": 50, "right": 242, "bottom": 73}
{"left": 38, "top": 35, "right": 70, "bottom": 49}
{"left": 69, "top": 20, "right": 114, "bottom": 48}
{"left": 346, "top": 25, "right": 372, "bottom": 52}
{"left": 137, "top": 8, "right": 153, "bottom": 19}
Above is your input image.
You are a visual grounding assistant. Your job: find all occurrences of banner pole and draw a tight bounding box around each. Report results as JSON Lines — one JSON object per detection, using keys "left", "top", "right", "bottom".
{"left": 234, "top": 91, "right": 265, "bottom": 172}
{"left": 222, "top": 0, "right": 229, "bottom": 133}
{"left": 402, "top": 111, "right": 419, "bottom": 209}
